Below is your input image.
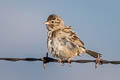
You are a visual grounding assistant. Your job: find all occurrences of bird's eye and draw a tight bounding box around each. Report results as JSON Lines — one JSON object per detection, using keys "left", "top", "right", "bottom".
{"left": 51, "top": 21, "right": 54, "bottom": 23}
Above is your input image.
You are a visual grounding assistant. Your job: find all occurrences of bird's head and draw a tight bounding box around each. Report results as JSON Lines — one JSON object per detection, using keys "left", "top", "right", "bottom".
{"left": 44, "top": 14, "right": 65, "bottom": 31}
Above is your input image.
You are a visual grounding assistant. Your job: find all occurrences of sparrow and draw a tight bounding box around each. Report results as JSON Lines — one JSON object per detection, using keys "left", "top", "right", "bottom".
{"left": 44, "top": 14, "right": 102, "bottom": 64}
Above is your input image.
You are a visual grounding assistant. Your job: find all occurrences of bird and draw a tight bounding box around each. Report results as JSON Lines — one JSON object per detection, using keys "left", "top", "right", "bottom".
{"left": 44, "top": 14, "right": 102, "bottom": 64}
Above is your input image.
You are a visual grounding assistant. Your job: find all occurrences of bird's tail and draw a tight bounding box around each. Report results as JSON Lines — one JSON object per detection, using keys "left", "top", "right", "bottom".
{"left": 86, "top": 49, "right": 102, "bottom": 58}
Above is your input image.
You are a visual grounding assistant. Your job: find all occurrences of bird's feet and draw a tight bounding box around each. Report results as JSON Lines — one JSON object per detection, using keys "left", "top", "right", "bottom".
{"left": 58, "top": 57, "right": 73, "bottom": 67}
{"left": 58, "top": 59, "right": 65, "bottom": 66}
{"left": 67, "top": 58, "right": 73, "bottom": 67}
{"left": 58, "top": 59, "right": 62, "bottom": 63}
{"left": 68, "top": 58, "right": 72, "bottom": 64}
{"left": 95, "top": 54, "right": 102, "bottom": 68}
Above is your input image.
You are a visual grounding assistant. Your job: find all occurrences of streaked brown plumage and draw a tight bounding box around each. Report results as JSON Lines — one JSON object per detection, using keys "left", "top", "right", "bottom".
{"left": 44, "top": 14, "right": 101, "bottom": 63}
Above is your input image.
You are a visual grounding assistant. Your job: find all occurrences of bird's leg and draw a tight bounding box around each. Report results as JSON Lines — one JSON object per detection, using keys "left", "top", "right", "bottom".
{"left": 68, "top": 56, "right": 75, "bottom": 64}
{"left": 58, "top": 59, "right": 62, "bottom": 63}
{"left": 68, "top": 57, "right": 74, "bottom": 67}
{"left": 68, "top": 58, "right": 72, "bottom": 64}
{"left": 58, "top": 59, "right": 65, "bottom": 66}
{"left": 95, "top": 54, "right": 102, "bottom": 68}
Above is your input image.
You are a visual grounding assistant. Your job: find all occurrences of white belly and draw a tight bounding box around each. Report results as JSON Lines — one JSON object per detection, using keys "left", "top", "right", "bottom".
{"left": 48, "top": 38, "right": 63, "bottom": 58}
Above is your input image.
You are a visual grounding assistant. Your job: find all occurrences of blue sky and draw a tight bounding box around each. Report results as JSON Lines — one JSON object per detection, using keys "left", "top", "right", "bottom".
{"left": 0, "top": 0, "right": 120, "bottom": 80}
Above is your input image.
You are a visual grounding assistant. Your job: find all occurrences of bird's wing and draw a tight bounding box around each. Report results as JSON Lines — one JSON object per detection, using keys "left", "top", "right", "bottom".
{"left": 62, "top": 27, "right": 84, "bottom": 47}
{"left": 52, "top": 27, "right": 85, "bottom": 56}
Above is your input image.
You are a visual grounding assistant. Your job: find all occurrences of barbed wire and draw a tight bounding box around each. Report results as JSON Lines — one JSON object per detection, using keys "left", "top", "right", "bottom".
{"left": 0, "top": 53, "right": 120, "bottom": 69}
{"left": 0, "top": 57, "right": 120, "bottom": 64}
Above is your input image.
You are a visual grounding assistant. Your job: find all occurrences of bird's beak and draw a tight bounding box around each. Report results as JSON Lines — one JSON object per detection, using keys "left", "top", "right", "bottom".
{"left": 44, "top": 21, "right": 49, "bottom": 25}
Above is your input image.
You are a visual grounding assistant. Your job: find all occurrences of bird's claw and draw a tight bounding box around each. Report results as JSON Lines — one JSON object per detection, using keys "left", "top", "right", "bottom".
{"left": 58, "top": 59, "right": 62, "bottom": 63}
